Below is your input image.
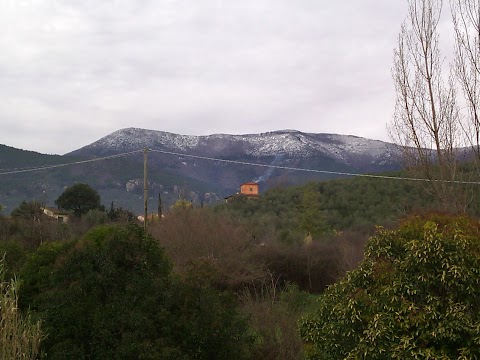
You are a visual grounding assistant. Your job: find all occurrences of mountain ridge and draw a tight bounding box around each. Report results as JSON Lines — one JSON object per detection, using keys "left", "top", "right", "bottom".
{"left": 68, "top": 127, "right": 401, "bottom": 169}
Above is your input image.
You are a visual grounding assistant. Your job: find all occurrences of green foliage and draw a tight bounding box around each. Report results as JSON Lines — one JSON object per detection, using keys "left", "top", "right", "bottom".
{"left": 83, "top": 208, "right": 109, "bottom": 227}
{"left": 241, "top": 283, "right": 317, "bottom": 360}
{"left": 299, "top": 184, "right": 330, "bottom": 238}
{"left": 0, "top": 241, "right": 27, "bottom": 279}
{"left": 0, "top": 258, "right": 43, "bottom": 359}
{"left": 18, "top": 241, "right": 75, "bottom": 311}
{"left": 20, "top": 224, "right": 172, "bottom": 359}
{"left": 55, "top": 183, "right": 102, "bottom": 217}
{"left": 300, "top": 214, "right": 480, "bottom": 359}
{"left": 217, "top": 175, "right": 436, "bottom": 244}
{"left": 10, "top": 200, "right": 44, "bottom": 221}
{"left": 19, "top": 224, "right": 254, "bottom": 359}
{"left": 169, "top": 260, "right": 255, "bottom": 360}
{"left": 171, "top": 199, "right": 194, "bottom": 212}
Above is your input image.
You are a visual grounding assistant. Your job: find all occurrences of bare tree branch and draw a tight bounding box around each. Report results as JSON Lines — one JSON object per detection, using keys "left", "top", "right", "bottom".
{"left": 452, "top": 0, "right": 480, "bottom": 157}
{"left": 390, "top": 0, "right": 467, "bottom": 212}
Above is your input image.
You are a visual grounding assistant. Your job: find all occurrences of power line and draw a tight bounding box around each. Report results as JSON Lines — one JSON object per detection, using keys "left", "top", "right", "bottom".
{"left": 0, "top": 150, "right": 143, "bottom": 176}
{"left": 148, "top": 148, "right": 480, "bottom": 185}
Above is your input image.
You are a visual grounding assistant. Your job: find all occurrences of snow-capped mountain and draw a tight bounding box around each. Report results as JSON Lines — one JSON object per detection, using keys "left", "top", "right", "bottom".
{"left": 69, "top": 127, "right": 400, "bottom": 170}
{"left": 65, "top": 128, "right": 403, "bottom": 199}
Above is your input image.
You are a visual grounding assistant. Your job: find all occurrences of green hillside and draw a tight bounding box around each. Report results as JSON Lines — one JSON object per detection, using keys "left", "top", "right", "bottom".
{"left": 217, "top": 172, "right": 479, "bottom": 244}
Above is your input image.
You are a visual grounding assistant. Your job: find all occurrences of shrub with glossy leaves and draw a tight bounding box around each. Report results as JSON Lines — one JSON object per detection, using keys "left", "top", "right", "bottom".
{"left": 300, "top": 214, "right": 480, "bottom": 359}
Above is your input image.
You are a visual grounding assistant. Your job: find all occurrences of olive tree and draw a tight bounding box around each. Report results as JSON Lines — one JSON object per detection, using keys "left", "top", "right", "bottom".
{"left": 55, "top": 183, "right": 102, "bottom": 217}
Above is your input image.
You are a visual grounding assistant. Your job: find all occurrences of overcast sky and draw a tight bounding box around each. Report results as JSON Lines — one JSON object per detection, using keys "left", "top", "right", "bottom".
{"left": 0, "top": 1, "right": 427, "bottom": 154}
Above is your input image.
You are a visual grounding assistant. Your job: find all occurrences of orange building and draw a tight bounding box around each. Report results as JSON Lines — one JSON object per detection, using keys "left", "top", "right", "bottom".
{"left": 240, "top": 182, "right": 259, "bottom": 197}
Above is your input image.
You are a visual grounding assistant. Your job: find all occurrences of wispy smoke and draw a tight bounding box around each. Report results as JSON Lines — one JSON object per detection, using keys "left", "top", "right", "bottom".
{"left": 254, "top": 154, "right": 285, "bottom": 183}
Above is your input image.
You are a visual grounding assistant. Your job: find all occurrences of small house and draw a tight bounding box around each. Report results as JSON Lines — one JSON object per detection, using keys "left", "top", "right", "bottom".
{"left": 240, "top": 182, "right": 259, "bottom": 197}
{"left": 42, "top": 207, "right": 69, "bottom": 223}
{"left": 225, "top": 182, "right": 260, "bottom": 202}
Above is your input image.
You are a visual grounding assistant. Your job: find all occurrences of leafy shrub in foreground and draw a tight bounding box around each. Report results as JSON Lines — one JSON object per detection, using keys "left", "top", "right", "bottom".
{"left": 20, "top": 224, "right": 253, "bottom": 359}
{"left": 21, "top": 224, "right": 172, "bottom": 359}
{"left": 300, "top": 214, "right": 480, "bottom": 359}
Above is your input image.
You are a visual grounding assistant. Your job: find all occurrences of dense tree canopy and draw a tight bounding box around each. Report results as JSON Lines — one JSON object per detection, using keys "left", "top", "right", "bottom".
{"left": 300, "top": 214, "right": 480, "bottom": 359}
{"left": 55, "top": 183, "right": 102, "bottom": 216}
{"left": 217, "top": 176, "right": 437, "bottom": 244}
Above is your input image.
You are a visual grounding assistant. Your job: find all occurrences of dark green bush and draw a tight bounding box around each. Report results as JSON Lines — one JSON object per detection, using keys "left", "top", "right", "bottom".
{"left": 0, "top": 240, "right": 27, "bottom": 279}
{"left": 21, "top": 224, "right": 172, "bottom": 359}
{"left": 300, "top": 214, "right": 480, "bottom": 359}
{"left": 169, "top": 260, "right": 254, "bottom": 360}
{"left": 20, "top": 224, "right": 254, "bottom": 359}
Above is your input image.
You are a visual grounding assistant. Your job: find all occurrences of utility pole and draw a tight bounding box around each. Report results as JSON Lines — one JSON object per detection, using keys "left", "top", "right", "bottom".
{"left": 158, "top": 193, "right": 162, "bottom": 219}
{"left": 143, "top": 148, "right": 148, "bottom": 234}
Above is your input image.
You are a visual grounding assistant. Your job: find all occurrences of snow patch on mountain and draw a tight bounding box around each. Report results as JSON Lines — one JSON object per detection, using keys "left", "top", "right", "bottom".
{"left": 87, "top": 128, "right": 200, "bottom": 152}
{"left": 71, "top": 127, "right": 400, "bottom": 166}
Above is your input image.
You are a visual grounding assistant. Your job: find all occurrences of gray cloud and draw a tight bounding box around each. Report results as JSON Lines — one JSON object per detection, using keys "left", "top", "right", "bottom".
{"left": 0, "top": 0, "right": 425, "bottom": 154}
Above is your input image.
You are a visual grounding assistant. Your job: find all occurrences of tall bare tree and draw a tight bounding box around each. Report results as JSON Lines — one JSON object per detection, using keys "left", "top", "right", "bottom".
{"left": 452, "top": 0, "right": 480, "bottom": 156}
{"left": 391, "top": 0, "right": 466, "bottom": 211}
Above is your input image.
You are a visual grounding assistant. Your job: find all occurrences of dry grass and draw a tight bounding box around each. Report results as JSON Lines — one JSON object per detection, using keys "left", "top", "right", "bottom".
{"left": 0, "top": 258, "right": 43, "bottom": 360}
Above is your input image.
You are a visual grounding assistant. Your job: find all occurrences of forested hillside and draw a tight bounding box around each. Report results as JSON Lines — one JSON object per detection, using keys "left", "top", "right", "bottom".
{"left": 216, "top": 173, "right": 456, "bottom": 244}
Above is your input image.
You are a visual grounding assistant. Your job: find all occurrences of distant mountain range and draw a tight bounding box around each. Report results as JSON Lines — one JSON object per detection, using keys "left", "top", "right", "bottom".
{"left": 69, "top": 127, "right": 400, "bottom": 168}
{"left": 0, "top": 128, "right": 402, "bottom": 214}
